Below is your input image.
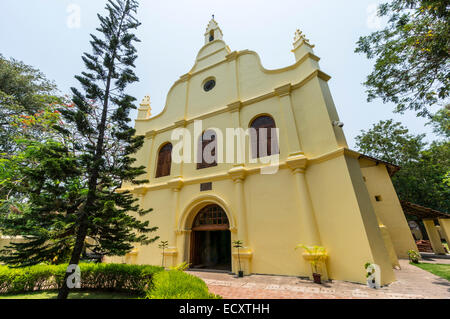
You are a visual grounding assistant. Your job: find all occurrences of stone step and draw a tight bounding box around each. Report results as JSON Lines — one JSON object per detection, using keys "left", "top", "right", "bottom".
{"left": 416, "top": 240, "right": 434, "bottom": 253}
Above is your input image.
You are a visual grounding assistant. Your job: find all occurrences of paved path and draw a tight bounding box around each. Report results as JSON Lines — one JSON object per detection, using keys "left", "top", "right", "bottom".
{"left": 189, "top": 259, "right": 450, "bottom": 299}
{"left": 420, "top": 253, "right": 450, "bottom": 265}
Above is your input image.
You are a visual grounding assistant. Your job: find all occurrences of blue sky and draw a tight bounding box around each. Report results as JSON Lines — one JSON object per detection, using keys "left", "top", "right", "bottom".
{"left": 0, "top": 0, "right": 440, "bottom": 147}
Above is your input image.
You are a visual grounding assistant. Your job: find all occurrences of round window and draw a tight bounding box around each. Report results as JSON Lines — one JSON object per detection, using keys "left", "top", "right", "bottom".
{"left": 203, "top": 79, "right": 216, "bottom": 92}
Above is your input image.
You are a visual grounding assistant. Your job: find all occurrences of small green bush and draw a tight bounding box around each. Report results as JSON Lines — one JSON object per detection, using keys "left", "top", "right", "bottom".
{"left": 407, "top": 250, "right": 421, "bottom": 264}
{"left": 148, "top": 270, "right": 221, "bottom": 299}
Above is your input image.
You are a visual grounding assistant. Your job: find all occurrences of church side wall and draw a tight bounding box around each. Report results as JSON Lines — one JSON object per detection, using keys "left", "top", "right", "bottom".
{"left": 305, "top": 154, "right": 396, "bottom": 285}
{"left": 361, "top": 164, "right": 418, "bottom": 258}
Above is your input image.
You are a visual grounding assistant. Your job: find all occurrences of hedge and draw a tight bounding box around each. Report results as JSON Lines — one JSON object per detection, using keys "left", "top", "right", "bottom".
{"left": 0, "top": 264, "right": 67, "bottom": 294}
{"left": 75, "top": 263, "right": 162, "bottom": 293}
{"left": 0, "top": 263, "right": 218, "bottom": 299}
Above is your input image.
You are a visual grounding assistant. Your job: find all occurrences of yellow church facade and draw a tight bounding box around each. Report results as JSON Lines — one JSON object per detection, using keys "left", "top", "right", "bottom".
{"left": 111, "top": 19, "right": 418, "bottom": 285}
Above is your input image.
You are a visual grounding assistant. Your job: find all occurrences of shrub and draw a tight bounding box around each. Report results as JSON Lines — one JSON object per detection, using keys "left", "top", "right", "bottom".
{"left": 0, "top": 264, "right": 66, "bottom": 293}
{"left": 0, "top": 263, "right": 162, "bottom": 295}
{"left": 147, "top": 270, "right": 221, "bottom": 299}
{"left": 407, "top": 250, "right": 421, "bottom": 264}
{"left": 0, "top": 263, "right": 219, "bottom": 299}
{"left": 76, "top": 263, "right": 162, "bottom": 294}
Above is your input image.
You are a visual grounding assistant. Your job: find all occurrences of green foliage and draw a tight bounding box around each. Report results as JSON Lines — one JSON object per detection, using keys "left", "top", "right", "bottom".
{"left": 169, "top": 262, "right": 190, "bottom": 272}
{"left": 355, "top": 119, "right": 426, "bottom": 166}
{"left": 56, "top": 0, "right": 159, "bottom": 270}
{"left": 0, "top": 263, "right": 218, "bottom": 299}
{"left": 355, "top": 0, "right": 449, "bottom": 116}
{"left": 0, "top": 137, "right": 81, "bottom": 266}
{"left": 355, "top": 119, "right": 449, "bottom": 213}
{"left": 0, "top": 263, "right": 219, "bottom": 299}
{"left": 411, "top": 263, "right": 450, "bottom": 281}
{"left": 0, "top": 264, "right": 65, "bottom": 294}
{"left": 232, "top": 240, "right": 244, "bottom": 273}
{"left": 295, "top": 244, "right": 327, "bottom": 274}
{"left": 295, "top": 244, "right": 327, "bottom": 256}
{"left": 427, "top": 106, "right": 450, "bottom": 138}
{"left": 71, "top": 263, "right": 162, "bottom": 293}
{"left": 147, "top": 270, "right": 221, "bottom": 299}
{"left": 0, "top": 70, "right": 67, "bottom": 217}
{"left": 0, "top": 263, "right": 162, "bottom": 295}
{"left": 158, "top": 240, "right": 169, "bottom": 267}
{"left": 158, "top": 241, "right": 169, "bottom": 250}
{"left": 0, "top": 103, "right": 68, "bottom": 201}
{"left": 0, "top": 1, "right": 159, "bottom": 299}
{"left": 232, "top": 240, "right": 244, "bottom": 249}
{"left": 393, "top": 140, "right": 449, "bottom": 212}
{"left": 0, "top": 55, "right": 60, "bottom": 154}
{"left": 407, "top": 250, "right": 421, "bottom": 263}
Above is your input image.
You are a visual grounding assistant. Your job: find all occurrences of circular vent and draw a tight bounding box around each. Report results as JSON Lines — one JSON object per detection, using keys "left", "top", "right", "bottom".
{"left": 203, "top": 79, "right": 216, "bottom": 92}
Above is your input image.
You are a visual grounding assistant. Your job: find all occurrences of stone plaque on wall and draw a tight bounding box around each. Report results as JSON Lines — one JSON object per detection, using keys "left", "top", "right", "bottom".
{"left": 200, "top": 182, "right": 212, "bottom": 192}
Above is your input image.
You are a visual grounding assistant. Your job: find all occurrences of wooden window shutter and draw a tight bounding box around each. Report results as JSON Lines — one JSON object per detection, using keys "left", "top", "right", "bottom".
{"left": 250, "top": 115, "right": 279, "bottom": 159}
{"left": 197, "top": 130, "right": 217, "bottom": 170}
{"left": 156, "top": 143, "right": 172, "bottom": 178}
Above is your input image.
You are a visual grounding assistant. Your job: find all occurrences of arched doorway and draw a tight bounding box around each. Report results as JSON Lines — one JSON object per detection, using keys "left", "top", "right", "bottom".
{"left": 189, "top": 204, "right": 231, "bottom": 271}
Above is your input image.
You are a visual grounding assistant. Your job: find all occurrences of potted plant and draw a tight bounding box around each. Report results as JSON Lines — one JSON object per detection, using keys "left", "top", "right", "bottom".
{"left": 407, "top": 249, "right": 421, "bottom": 264}
{"left": 233, "top": 240, "right": 244, "bottom": 277}
{"left": 295, "top": 244, "right": 327, "bottom": 284}
{"left": 158, "top": 240, "right": 168, "bottom": 267}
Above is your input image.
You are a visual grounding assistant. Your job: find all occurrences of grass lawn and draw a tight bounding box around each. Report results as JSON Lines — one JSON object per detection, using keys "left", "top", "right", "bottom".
{"left": 0, "top": 290, "right": 140, "bottom": 299}
{"left": 411, "top": 263, "right": 450, "bottom": 281}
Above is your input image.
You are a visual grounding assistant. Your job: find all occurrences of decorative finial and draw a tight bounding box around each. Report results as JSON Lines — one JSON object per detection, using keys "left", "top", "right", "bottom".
{"left": 212, "top": 14, "right": 215, "bottom": 20}
{"left": 141, "top": 95, "right": 151, "bottom": 117}
{"left": 140, "top": 95, "right": 151, "bottom": 107}
{"left": 293, "top": 29, "right": 314, "bottom": 48}
{"left": 137, "top": 95, "right": 152, "bottom": 119}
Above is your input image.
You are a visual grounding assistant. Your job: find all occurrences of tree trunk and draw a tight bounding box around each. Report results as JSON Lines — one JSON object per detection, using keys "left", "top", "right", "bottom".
{"left": 56, "top": 222, "right": 88, "bottom": 299}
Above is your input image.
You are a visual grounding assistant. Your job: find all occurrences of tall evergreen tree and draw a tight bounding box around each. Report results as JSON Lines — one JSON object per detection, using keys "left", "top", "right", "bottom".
{"left": 0, "top": 0, "right": 158, "bottom": 299}
{"left": 55, "top": 0, "right": 158, "bottom": 299}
